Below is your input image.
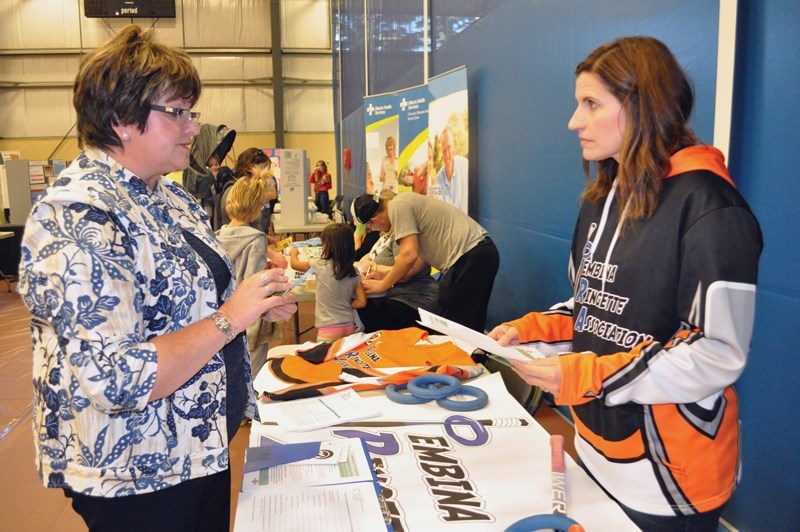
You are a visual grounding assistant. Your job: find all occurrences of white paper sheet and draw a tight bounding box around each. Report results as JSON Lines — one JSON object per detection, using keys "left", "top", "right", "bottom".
{"left": 258, "top": 388, "right": 381, "bottom": 432}
{"left": 235, "top": 483, "right": 387, "bottom": 532}
{"left": 417, "top": 308, "right": 544, "bottom": 361}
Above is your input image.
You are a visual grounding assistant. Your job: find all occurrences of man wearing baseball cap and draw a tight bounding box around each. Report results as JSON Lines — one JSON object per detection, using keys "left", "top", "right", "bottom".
{"left": 353, "top": 192, "right": 499, "bottom": 332}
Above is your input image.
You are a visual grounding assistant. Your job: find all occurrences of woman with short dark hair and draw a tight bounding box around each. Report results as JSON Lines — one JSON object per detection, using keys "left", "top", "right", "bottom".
{"left": 18, "top": 25, "right": 297, "bottom": 530}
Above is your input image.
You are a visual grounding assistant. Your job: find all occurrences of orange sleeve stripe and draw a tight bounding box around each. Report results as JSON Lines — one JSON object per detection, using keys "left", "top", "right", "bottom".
{"left": 508, "top": 312, "right": 574, "bottom": 344}
{"left": 557, "top": 343, "right": 650, "bottom": 405}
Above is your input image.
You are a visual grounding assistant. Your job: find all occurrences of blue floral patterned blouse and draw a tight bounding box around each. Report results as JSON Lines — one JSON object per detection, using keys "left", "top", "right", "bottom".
{"left": 18, "top": 148, "right": 257, "bottom": 497}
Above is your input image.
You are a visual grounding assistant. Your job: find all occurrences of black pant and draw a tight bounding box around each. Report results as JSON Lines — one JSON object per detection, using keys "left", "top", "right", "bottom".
{"left": 358, "top": 297, "right": 421, "bottom": 332}
{"left": 315, "top": 191, "right": 330, "bottom": 215}
{"left": 64, "top": 470, "right": 231, "bottom": 532}
{"left": 438, "top": 237, "right": 499, "bottom": 332}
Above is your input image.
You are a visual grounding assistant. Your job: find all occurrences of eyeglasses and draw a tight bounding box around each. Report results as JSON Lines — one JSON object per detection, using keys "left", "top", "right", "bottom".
{"left": 148, "top": 104, "right": 201, "bottom": 124}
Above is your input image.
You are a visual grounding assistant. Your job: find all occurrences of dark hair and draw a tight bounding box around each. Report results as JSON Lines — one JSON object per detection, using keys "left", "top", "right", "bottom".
{"left": 576, "top": 36, "right": 698, "bottom": 221}
{"left": 234, "top": 148, "right": 270, "bottom": 178}
{"left": 320, "top": 223, "right": 357, "bottom": 280}
{"left": 73, "top": 25, "right": 200, "bottom": 152}
{"left": 315, "top": 160, "right": 327, "bottom": 171}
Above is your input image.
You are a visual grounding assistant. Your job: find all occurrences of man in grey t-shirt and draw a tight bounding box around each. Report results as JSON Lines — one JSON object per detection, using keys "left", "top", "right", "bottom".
{"left": 354, "top": 192, "right": 499, "bottom": 332}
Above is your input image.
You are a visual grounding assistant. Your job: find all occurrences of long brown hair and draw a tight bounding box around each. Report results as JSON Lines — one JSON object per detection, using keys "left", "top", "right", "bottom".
{"left": 577, "top": 36, "right": 698, "bottom": 221}
{"left": 234, "top": 148, "right": 270, "bottom": 178}
{"left": 320, "top": 223, "right": 357, "bottom": 280}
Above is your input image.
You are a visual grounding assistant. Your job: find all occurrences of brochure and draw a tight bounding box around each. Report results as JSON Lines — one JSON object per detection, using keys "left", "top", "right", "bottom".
{"left": 417, "top": 308, "right": 544, "bottom": 362}
{"left": 257, "top": 388, "right": 381, "bottom": 432}
{"left": 235, "top": 437, "right": 390, "bottom": 531}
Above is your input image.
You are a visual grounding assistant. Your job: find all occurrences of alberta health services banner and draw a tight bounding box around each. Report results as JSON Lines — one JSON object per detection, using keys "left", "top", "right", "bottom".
{"left": 247, "top": 372, "right": 637, "bottom": 532}
{"left": 364, "top": 66, "right": 469, "bottom": 214}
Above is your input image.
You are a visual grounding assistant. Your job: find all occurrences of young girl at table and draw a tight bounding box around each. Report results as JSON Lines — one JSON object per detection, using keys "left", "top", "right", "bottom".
{"left": 290, "top": 223, "right": 367, "bottom": 342}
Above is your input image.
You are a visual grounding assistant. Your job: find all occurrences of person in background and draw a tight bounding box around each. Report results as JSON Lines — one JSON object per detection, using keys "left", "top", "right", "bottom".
{"left": 488, "top": 36, "right": 762, "bottom": 531}
{"left": 309, "top": 159, "right": 332, "bottom": 216}
{"left": 219, "top": 147, "right": 271, "bottom": 228}
{"left": 290, "top": 223, "right": 367, "bottom": 343}
{"left": 355, "top": 189, "right": 439, "bottom": 332}
{"left": 217, "top": 174, "right": 289, "bottom": 381}
{"left": 254, "top": 163, "right": 278, "bottom": 236}
{"left": 379, "top": 136, "right": 399, "bottom": 192}
{"left": 212, "top": 159, "right": 236, "bottom": 230}
{"left": 17, "top": 25, "right": 297, "bottom": 530}
{"left": 355, "top": 191, "right": 499, "bottom": 333}
{"left": 266, "top": 166, "right": 279, "bottom": 237}
{"left": 183, "top": 122, "right": 236, "bottom": 227}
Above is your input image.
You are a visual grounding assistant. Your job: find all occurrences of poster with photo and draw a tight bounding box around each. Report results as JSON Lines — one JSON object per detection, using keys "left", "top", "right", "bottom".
{"left": 364, "top": 92, "right": 399, "bottom": 195}
{"left": 397, "top": 84, "right": 432, "bottom": 196}
{"left": 427, "top": 67, "right": 469, "bottom": 213}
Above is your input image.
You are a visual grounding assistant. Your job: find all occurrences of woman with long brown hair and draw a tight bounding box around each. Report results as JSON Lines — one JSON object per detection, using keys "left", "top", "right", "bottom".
{"left": 489, "top": 36, "right": 762, "bottom": 531}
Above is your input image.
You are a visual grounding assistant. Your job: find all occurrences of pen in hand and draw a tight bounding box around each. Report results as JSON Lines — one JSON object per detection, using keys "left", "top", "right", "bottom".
{"left": 274, "top": 267, "right": 315, "bottom": 296}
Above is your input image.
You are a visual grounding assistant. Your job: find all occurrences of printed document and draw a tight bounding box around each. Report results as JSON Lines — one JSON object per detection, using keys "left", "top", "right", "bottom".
{"left": 258, "top": 388, "right": 381, "bottom": 432}
{"left": 417, "top": 308, "right": 544, "bottom": 362}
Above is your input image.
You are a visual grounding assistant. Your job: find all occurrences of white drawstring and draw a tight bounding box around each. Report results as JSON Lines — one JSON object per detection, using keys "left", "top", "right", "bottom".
{"left": 587, "top": 179, "right": 629, "bottom": 294}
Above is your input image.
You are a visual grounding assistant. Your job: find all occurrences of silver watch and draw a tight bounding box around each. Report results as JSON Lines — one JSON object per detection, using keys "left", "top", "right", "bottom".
{"left": 209, "top": 311, "right": 237, "bottom": 343}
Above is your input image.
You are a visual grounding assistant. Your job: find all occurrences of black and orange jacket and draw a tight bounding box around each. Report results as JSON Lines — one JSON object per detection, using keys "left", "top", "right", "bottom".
{"left": 507, "top": 146, "right": 762, "bottom": 516}
{"left": 259, "top": 327, "right": 482, "bottom": 401}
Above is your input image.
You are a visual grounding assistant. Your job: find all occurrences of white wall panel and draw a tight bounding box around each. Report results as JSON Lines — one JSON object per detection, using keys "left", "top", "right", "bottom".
{"left": 282, "top": 0, "right": 330, "bottom": 49}
{"left": 0, "top": 56, "right": 82, "bottom": 84}
{"left": 283, "top": 55, "right": 332, "bottom": 80}
{"left": 195, "top": 86, "right": 247, "bottom": 131}
{"left": 0, "top": 0, "right": 332, "bottom": 137}
{"left": 183, "top": 0, "right": 271, "bottom": 48}
{"left": 243, "top": 86, "right": 276, "bottom": 131}
{"left": 0, "top": 89, "right": 74, "bottom": 138}
{"left": 193, "top": 55, "right": 272, "bottom": 81}
{"left": 284, "top": 86, "right": 333, "bottom": 131}
{"left": 0, "top": 0, "right": 81, "bottom": 49}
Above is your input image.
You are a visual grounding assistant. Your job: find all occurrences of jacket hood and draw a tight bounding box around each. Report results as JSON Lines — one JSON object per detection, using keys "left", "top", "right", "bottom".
{"left": 216, "top": 225, "right": 264, "bottom": 263}
{"left": 188, "top": 123, "right": 236, "bottom": 174}
{"left": 666, "top": 145, "right": 733, "bottom": 187}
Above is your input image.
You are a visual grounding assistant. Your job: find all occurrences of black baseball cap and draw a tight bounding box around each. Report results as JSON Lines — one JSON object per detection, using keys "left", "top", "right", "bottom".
{"left": 352, "top": 193, "right": 381, "bottom": 225}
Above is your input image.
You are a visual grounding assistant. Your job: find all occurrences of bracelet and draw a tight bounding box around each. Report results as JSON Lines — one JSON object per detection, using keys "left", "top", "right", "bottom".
{"left": 209, "top": 311, "right": 237, "bottom": 344}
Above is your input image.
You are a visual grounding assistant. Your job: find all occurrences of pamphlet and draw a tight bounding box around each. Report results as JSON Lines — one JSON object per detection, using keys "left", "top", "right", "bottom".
{"left": 258, "top": 388, "right": 381, "bottom": 432}
{"left": 235, "top": 438, "right": 389, "bottom": 531}
{"left": 417, "top": 308, "right": 544, "bottom": 362}
{"left": 242, "top": 438, "right": 376, "bottom": 491}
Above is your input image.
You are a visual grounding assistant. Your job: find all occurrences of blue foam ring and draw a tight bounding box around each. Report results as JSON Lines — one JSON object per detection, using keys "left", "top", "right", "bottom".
{"left": 385, "top": 383, "right": 432, "bottom": 404}
{"left": 406, "top": 374, "right": 461, "bottom": 400}
{"left": 435, "top": 385, "right": 489, "bottom": 411}
{"left": 504, "top": 514, "right": 583, "bottom": 532}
